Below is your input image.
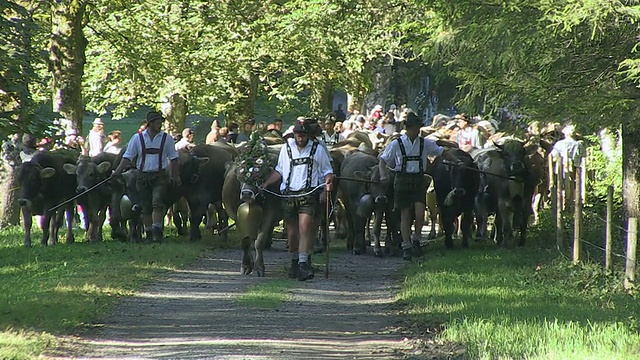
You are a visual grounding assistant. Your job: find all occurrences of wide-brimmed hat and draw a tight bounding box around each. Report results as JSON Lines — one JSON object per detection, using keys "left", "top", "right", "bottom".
{"left": 92, "top": 118, "right": 104, "bottom": 126}
{"left": 146, "top": 111, "right": 164, "bottom": 123}
{"left": 293, "top": 123, "right": 309, "bottom": 134}
{"left": 454, "top": 113, "right": 475, "bottom": 123}
{"left": 405, "top": 112, "right": 423, "bottom": 127}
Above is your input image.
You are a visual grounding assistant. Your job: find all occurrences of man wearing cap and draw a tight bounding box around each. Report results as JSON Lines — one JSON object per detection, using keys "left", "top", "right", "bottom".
{"left": 379, "top": 111, "right": 462, "bottom": 260}
{"left": 111, "top": 111, "right": 181, "bottom": 243}
{"left": 175, "top": 128, "right": 196, "bottom": 151}
{"left": 261, "top": 121, "right": 334, "bottom": 281}
{"left": 87, "top": 118, "right": 105, "bottom": 157}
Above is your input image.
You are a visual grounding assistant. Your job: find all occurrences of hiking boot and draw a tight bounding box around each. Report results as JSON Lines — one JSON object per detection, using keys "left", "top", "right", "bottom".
{"left": 402, "top": 248, "right": 412, "bottom": 261}
{"left": 288, "top": 259, "right": 299, "bottom": 279}
{"left": 298, "top": 261, "right": 315, "bottom": 281}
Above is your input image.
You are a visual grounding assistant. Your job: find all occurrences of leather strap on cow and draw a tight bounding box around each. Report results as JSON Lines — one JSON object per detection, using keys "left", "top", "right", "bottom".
{"left": 285, "top": 140, "right": 318, "bottom": 193}
{"left": 138, "top": 132, "right": 167, "bottom": 171}
{"left": 397, "top": 137, "right": 424, "bottom": 173}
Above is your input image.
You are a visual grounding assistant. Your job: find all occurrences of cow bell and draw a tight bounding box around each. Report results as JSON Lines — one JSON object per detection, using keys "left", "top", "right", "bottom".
{"left": 237, "top": 201, "right": 263, "bottom": 239}
{"left": 357, "top": 194, "right": 374, "bottom": 218}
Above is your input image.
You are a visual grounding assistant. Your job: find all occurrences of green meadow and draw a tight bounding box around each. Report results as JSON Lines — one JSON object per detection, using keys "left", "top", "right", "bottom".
{"left": 399, "top": 211, "right": 640, "bottom": 359}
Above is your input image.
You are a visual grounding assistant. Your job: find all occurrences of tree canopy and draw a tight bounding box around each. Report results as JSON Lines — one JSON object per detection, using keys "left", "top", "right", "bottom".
{"left": 2, "top": 0, "right": 640, "bottom": 133}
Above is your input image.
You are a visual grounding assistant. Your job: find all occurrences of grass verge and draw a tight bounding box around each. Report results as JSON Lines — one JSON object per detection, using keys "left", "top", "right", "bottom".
{"left": 236, "top": 280, "right": 293, "bottom": 309}
{"left": 0, "top": 224, "right": 230, "bottom": 359}
{"left": 399, "top": 216, "right": 640, "bottom": 359}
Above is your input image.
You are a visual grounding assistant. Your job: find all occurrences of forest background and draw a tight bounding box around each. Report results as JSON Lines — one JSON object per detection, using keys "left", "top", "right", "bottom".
{"left": 2, "top": 0, "right": 640, "bottom": 224}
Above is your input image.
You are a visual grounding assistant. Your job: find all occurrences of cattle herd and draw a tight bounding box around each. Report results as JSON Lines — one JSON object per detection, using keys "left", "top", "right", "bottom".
{"left": 15, "top": 122, "right": 551, "bottom": 276}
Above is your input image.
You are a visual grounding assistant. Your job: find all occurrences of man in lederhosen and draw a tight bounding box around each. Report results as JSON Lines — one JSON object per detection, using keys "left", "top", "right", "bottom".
{"left": 379, "top": 111, "right": 462, "bottom": 260}
{"left": 112, "top": 111, "right": 181, "bottom": 242}
{"left": 262, "top": 121, "right": 334, "bottom": 281}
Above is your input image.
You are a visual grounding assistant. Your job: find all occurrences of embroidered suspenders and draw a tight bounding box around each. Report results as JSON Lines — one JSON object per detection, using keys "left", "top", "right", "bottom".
{"left": 138, "top": 132, "right": 168, "bottom": 171}
{"left": 323, "top": 132, "right": 339, "bottom": 146}
{"left": 285, "top": 140, "right": 319, "bottom": 192}
{"left": 397, "top": 137, "right": 424, "bottom": 173}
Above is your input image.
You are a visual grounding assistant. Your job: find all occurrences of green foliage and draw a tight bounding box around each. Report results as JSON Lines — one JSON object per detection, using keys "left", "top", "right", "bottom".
{"left": 0, "top": 1, "right": 53, "bottom": 139}
{"left": 584, "top": 133, "right": 623, "bottom": 205}
{"left": 82, "top": 0, "right": 410, "bottom": 119}
{"left": 407, "top": 0, "right": 640, "bottom": 127}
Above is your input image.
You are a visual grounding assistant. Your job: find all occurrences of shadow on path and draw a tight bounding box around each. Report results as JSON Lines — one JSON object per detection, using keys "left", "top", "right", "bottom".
{"left": 68, "top": 242, "right": 414, "bottom": 359}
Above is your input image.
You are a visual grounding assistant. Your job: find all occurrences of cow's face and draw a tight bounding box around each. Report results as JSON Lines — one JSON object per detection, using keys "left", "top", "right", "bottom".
{"left": 64, "top": 158, "right": 111, "bottom": 193}
{"left": 240, "top": 182, "right": 260, "bottom": 203}
{"left": 369, "top": 166, "right": 391, "bottom": 206}
{"left": 178, "top": 153, "right": 209, "bottom": 187}
{"left": 17, "top": 162, "right": 55, "bottom": 208}
{"left": 498, "top": 140, "right": 527, "bottom": 177}
{"left": 449, "top": 150, "right": 478, "bottom": 198}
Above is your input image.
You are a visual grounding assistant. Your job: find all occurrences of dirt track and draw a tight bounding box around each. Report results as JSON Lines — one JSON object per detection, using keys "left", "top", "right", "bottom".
{"left": 58, "top": 240, "right": 433, "bottom": 360}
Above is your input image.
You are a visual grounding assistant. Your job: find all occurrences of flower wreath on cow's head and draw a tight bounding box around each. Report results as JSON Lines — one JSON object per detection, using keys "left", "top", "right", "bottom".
{"left": 235, "top": 131, "right": 273, "bottom": 186}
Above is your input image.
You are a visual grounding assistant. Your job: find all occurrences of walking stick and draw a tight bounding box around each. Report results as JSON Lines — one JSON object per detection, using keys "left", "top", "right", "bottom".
{"left": 325, "top": 188, "right": 331, "bottom": 278}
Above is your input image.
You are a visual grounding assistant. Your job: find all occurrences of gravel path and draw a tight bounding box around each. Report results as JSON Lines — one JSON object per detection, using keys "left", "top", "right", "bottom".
{"left": 65, "top": 240, "right": 420, "bottom": 359}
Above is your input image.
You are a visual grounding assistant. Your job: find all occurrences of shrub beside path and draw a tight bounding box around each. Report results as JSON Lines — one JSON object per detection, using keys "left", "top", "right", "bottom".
{"left": 61, "top": 242, "right": 421, "bottom": 359}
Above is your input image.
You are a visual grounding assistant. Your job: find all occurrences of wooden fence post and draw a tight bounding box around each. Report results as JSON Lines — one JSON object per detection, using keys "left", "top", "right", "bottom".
{"left": 605, "top": 185, "right": 613, "bottom": 271}
{"left": 555, "top": 157, "right": 563, "bottom": 250}
{"left": 581, "top": 157, "right": 587, "bottom": 204}
{"left": 573, "top": 165, "right": 582, "bottom": 264}
{"left": 625, "top": 218, "right": 637, "bottom": 291}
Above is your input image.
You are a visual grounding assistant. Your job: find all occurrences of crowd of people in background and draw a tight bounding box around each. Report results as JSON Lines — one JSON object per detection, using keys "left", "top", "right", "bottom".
{"left": 7, "top": 101, "right": 589, "bottom": 174}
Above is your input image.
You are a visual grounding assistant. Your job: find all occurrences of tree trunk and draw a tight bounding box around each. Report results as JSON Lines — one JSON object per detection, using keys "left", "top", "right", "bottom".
{"left": 0, "top": 161, "right": 20, "bottom": 228}
{"left": 347, "top": 85, "right": 367, "bottom": 114}
{"left": 162, "top": 93, "right": 187, "bottom": 137}
{"left": 622, "top": 123, "right": 640, "bottom": 219}
{"left": 364, "top": 64, "right": 392, "bottom": 116}
{"left": 310, "top": 81, "right": 333, "bottom": 116}
{"left": 0, "top": 139, "right": 21, "bottom": 229}
{"left": 228, "top": 74, "right": 258, "bottom": 124}
{"left": 50, "top": 0, "right": 88, "bottom": 133}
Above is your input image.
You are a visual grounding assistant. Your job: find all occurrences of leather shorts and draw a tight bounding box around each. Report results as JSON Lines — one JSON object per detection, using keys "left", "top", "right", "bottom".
{"left": 282, "top": 189, "right": 319, "bottom": 219}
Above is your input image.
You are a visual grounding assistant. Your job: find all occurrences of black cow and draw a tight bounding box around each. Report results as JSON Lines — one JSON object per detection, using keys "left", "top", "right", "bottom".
{"left": 338, "top": 151, "right": 391, "bottom": 255}
{"left": 17, "top": 149, "right": 79, "bottom": 247}
{"left": 432, "top": 148, "right": 479, "bottom": 249}
{"left": 181, "top": 144, "right": 232, "bottom": 241}
{"left": 474, "top": 139, "right": 529, "bottom": 247}
{"left": 63, "top": 153, "right": 124, "bottom": 242}
{"left": 370, "top": 168, "right": 401, "bottom": 257}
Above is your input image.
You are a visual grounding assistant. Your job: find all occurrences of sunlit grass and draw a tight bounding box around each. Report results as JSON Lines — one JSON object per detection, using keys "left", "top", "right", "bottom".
{"left": 236, "top": 280, "right": 293, "bottom": 309}
{"left": 399, "top": 213, "right": 640, "bottom": 359}
{"left": 0, "top": 222, "right": 235, "bottom": 359}
{"left": 0, "top": 329, "right": 58, "bottom": 360}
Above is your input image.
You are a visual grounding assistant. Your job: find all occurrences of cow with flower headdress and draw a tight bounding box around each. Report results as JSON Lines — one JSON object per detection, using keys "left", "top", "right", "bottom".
{"left": 222, "top": 132, "right": 283, "bottom": 276}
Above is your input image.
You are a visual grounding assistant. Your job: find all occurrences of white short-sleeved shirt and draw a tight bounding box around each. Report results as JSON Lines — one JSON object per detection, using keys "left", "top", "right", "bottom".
{"left": 550, "top": 138, "right": 584, "bottom": 164}
{"left": 380, "top": 134, "right": 444, "bottom": 174}
{"left": 123, "top": 130, "right": 179, "bottom": 172}
{"left": 275, "top": 138, "right": 334, "bottom": 192}
{"left": 175, "top": 138, "right": 192, "bottom": 151}
{"left": 456, "top": 127, "right": 481, "bottom": 149}
{"left": 87, "top": 130, "right": 104, "bottom": 157}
